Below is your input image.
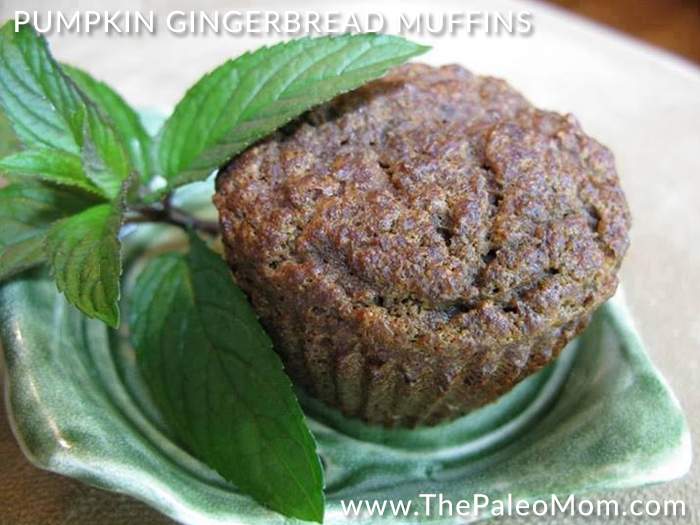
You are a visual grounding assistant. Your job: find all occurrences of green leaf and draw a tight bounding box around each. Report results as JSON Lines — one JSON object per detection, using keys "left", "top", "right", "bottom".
{"left": 0, "top": 148, "right": 101, "bottom": 193}
{"left": 79, "top": 106, "right": 131, "bottom": 197}
{"left": 64, "top": 65, "right": 153, "bottom": 182}
{"left": 0, "top": 108, "right": 20, "bottom": 160}
{"left": 0, "top": 182, "right": 101, "bottom": 281}
{"left": 130, "top": 232, "right": 324, "bottom": 522}
{"left": 156, "top": 33, "right": 429, "bottom": 193}
{"left": 45, "top": 178, "right": 129, "bottom": 327}
{"left": 0, "top": 21, "right": 130, "bottom": 197}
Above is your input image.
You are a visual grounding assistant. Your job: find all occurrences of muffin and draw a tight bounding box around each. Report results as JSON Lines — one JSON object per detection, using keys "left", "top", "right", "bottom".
{"left": 214, "top": 64, "right": 630, "bottom": 427}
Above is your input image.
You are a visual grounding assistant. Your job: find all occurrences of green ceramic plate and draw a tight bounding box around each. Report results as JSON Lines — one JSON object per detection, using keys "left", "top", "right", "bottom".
{"left": 0, "top": 178, "right": 691, "bottom": 524}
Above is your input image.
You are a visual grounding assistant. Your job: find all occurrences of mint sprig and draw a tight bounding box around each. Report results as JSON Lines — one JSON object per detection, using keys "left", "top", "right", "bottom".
{"left": 0, "top": 20, "right": 429, "bottom": 521}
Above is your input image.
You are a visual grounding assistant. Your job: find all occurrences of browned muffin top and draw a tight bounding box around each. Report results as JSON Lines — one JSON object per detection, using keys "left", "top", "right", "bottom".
{"left": 214, "top": 64, "right": 630, "bottom": 424}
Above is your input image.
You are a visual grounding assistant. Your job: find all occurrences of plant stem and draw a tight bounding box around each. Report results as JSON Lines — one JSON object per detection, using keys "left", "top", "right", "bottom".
{"left": 127, "top": 202, "right": 220, "bottom": 235}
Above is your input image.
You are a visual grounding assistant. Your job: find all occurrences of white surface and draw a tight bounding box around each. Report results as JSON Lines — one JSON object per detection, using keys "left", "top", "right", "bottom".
{"left": 1, "top": 0, "right": 698, "bottom": 523}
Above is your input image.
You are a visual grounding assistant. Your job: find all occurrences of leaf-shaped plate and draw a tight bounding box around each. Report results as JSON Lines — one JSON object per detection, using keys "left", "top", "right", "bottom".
{"left": 0, "top": 179, "right": 690, "bottom": 524}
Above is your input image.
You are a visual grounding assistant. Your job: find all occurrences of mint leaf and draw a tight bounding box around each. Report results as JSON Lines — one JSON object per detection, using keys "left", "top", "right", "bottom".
{"left": 156, "top": 33, "right": 428, "bottom": 193}
{"left": 45, "top": 178, "right": 129, "bottom": 327}
{"left": 0, "top": 22, "right": 130, "bottom": 197}
{"left": 0, "top": 182, "right": 101, "bottom": 281}
{"left": 79, "top": 106, "right": 131, "bottom": 197}
{"left": 65, "top": 65, "right": 153, "bottom": 182}
{"left": 0, "top": 108, "right": 20, "bottom": 160}
{"left": 0, "top": 148, "right": 100, "bottom": 193}
{"left": 130, "top": 232, "right": 324, "bottom": 522}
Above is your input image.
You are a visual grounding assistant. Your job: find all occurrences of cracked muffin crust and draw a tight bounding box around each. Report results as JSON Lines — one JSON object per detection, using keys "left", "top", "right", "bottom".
{"left": 214, "top": 63, "right": 631, "bottom": 427}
